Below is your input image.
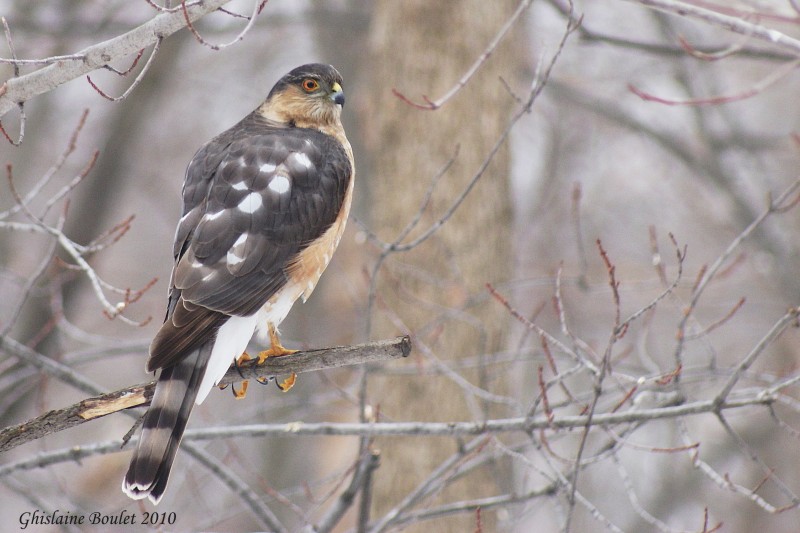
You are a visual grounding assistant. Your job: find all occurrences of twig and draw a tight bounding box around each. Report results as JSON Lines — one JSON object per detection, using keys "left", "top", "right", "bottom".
{"left": 86, "top": 39, "right": 162, "bottom": 102}
{"left": 392, "top": 0, "right": 534, "bottom": 110}
{"left": 629, "top": 58, "right": 800, "bottom": 106}
{"left": 181, "top": 0, "right": 263, "bottom": 51}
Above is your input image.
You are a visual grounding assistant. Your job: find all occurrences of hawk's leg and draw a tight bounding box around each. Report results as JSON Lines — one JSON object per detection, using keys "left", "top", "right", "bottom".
{"left": 258, "top": 324, "right": 298, "bottom": 392}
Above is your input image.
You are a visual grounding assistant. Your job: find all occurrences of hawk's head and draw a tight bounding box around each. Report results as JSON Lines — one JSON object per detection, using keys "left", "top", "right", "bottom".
{"left": 258, "top": 63, "right": 346, "bottom": 130}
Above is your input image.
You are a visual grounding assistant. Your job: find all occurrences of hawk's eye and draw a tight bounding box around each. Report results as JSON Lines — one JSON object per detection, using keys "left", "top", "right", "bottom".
{"left": 302, "top": 79, "right": 319, "bottom": 92}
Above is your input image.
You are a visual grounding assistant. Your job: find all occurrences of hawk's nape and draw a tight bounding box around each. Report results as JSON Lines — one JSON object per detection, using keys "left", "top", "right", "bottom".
{"left": 122, "top": 63, "right": 354, "bottom": 504}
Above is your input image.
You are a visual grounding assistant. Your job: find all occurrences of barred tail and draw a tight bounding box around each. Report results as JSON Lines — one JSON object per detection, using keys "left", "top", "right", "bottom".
{"left": 122, "top": 342, "right": 212, "bottom": 504}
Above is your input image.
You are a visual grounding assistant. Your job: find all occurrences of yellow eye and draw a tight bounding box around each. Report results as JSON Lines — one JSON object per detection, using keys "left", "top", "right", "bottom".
{"left": 302, "top": 79, "right": 319, "bottom": 92}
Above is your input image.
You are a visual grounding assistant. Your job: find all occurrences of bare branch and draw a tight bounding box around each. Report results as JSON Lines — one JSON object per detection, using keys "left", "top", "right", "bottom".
{"left": 0, "top": 336, "right": 411, "bottom": 453}
{"left": 0, "top": 0, "right": 235, "bottom": 119}
{"left": 622, "top": 0, "right": 800, "bottom": 56}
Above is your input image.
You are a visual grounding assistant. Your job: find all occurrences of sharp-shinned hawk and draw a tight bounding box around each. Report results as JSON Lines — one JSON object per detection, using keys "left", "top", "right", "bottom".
{"left": 123, "top": 63, "right": 354, "bottom": 504}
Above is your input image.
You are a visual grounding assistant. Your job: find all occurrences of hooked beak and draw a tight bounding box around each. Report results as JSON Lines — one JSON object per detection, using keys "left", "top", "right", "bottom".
{"left": 330, "top": 82, "right": 345, "bottom": 106}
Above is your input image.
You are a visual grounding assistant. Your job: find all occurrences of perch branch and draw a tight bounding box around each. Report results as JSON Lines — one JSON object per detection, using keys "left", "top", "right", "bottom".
{"left": 0, "top": 336, "right": 411, "bottom": 453}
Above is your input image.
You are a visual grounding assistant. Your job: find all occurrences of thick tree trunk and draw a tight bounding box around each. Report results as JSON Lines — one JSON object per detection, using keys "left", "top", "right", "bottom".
{"left": 360, "top": 2, "right": 524, "bottom": 530}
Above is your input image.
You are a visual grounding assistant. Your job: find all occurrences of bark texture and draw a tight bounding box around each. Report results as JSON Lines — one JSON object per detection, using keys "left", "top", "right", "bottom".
{"left": 360, "top": 2, "right": 524, "bottom": 530}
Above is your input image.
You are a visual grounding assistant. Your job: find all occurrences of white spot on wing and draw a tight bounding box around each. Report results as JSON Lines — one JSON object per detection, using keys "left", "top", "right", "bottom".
{"left": 232, "top": 181, "right": 248, "bottom": 191}
{"left": 259, "top": 162, "right": 277, "bottom": 174}
{"left": 291, "top": 152, "right": 313, "bottom": 169}
{"left": 233, "top": 233, "right": 247, "bottom": 247}
{"left": 238, "top": 192, "right": 263, "bottom": 213}
{"left": 268, "top": 175, "right": 291, "bottom": 194}
{"left": 227, "top": 233, "right": 248, "bottom": 267}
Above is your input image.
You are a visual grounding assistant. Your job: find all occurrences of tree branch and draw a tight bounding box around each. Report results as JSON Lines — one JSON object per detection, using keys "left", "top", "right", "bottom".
{"left": 0, "top": 0, "right": 235, "bottom": 118}
{"left": 0, "top": 336, "right": 411, "bottom": 453}
{"left": 622, "top": 0, "right": 800, "bottom": 56}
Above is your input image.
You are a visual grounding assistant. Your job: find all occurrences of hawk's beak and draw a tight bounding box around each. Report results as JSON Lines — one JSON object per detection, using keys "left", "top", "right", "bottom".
{"left": 330, "top": 82, "right": 345, "bottom": 106}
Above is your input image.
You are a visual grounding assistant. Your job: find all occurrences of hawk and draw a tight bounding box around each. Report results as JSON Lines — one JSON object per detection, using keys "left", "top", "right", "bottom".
{"left": 122, "top": 63, "right": 354, "bottom": 504}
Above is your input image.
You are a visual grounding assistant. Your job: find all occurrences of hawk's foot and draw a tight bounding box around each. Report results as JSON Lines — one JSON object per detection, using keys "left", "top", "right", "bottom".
{"left": 230, "top": 352, "right": 254, "bottom": 399}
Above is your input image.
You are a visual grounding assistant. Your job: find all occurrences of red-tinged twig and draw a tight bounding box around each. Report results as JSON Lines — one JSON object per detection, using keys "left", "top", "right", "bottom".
{"left": 182, "top": 0, "right": 263, "bottom": 51}
{"left": 103, "top": 48, "right": 145, "bottom": 75}
{"left": 611, "top": 385, "right": 638, "bottom": 413}
{"left": 677, "top": 34, "right": 747, "bottom": 61}
{"left": 628, "top": 58, "right": 800, "bottom": 106}
{"left": 87, "top": 40, "right": 161, "bottom": 102}
{"left": 701, "top": 506, "right": 724, "bottom": 533}
{"left": 537, "top": 366, "right": 554, "bottom": 423}
{"left": 472, "top": 507, "right": 482, "bottom": 533}
{"left": 538, "top": 333, "right": 579, "bottom": 409}
{"left": 83, "top": 214, "right": 135, "bottom": 253}
{"left": 656, "top": 364, "right": 682, "bottom": 385}
{"left": 596, "top": 239, "right": 622, "bottom": 334}
{"left": 685, "top": 297, "right": 746, "bottom": 340}
{"left": 392, "top": 0, "right": 535, "bottom": 110}
{"left": 3, "top": 1, "right": 232, "bottom": 119}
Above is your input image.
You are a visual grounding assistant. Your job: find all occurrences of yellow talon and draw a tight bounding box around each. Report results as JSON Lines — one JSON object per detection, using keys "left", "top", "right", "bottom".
{"left": 277, "top": 372, "right": 297, "bottom": 392}
{"left": 231, "top": 352, "right": 253, "bottom": 399}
